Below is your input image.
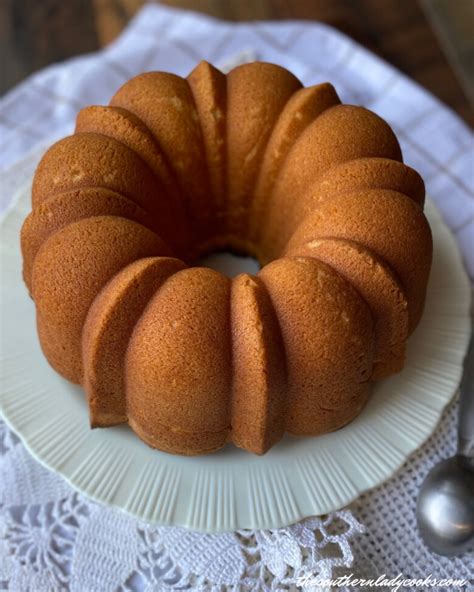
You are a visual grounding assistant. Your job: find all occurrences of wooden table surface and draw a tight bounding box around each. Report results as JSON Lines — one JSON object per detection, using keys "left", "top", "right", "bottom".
{"left": 1, "top": 0, "right": 473, "bottom": 126}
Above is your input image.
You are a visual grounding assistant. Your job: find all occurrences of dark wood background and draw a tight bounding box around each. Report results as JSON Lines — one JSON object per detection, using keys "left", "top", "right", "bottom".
{"left": 1, "top": 0, "right": 473, "bottom": 125}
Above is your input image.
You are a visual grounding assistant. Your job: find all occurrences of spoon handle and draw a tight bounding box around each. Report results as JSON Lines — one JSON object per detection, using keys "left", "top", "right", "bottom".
{"left": 458, "top": 331, "right": 474, "bottom": 459}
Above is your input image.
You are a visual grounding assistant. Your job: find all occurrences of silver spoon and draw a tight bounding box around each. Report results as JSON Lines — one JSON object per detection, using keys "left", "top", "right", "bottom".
{"left": 416, "top": 331, "right": 474, "bottom": 556}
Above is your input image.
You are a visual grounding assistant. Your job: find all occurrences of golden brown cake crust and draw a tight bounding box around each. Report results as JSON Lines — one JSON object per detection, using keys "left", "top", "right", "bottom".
{"left": 23, "top": 61, "right": 433, "bottom": 456}
{"left": 31, "top": 132, "right": 187, "bottom": 254}
{"left": 125, "top": 267, "right": 232, "bottom": 455}
{"left": 127, "top": 416, "right": 230, "bottom": 456}
{"left": 187, "top": 61, "right": 227, "bottom": 218}
{"left": 285, "top": 238, "right": 409, "bottom": 379}
{"left": 21, "top": 187, "right": 159, "bottom": 291}
{"left": 259, "top": 256, "right": 375, "bottom": 435}
{"left": 83, "top": 256, "right": 186, "bottom": 428}
{"left": 32, "top": 133, "right": 157, "bottom": 209}
{"left": 32, "top": 216, "right": 169, "bottom": 383}
{"left": 312, "top": 157, "right": 425, "bottom": 208}
{"left": 251, "top": 82, "right": 341, "bottom": 242}
{"left": 286, "top": 189, "right": 433, "bottom": 332}
{"left": 225, "top": 62, "right": 301, "bottom": 237}
{"left": 281, "top": 158, "right": 426, "bottom": 251}
{"left": 230, "top": 273, "right": 287, "bottom": 454}
{"left": 111, "top": 72, "right": 211, "bottom": 246}
{"left": 261, "top": 105, "right": 403, "bottom": 260}
{"left": 75, "top": 105, "right": 183, "bottom": 208}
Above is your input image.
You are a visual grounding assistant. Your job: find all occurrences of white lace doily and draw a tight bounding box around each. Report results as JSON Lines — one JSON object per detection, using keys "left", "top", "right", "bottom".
{"left": 1, "top": 3, "right": 473, "bottom": 590}
{"left": 1, "top": 419, "right": 365, "bottom": 590}
{"left": 2, "top": 402, "right": 473, "bottom": 590}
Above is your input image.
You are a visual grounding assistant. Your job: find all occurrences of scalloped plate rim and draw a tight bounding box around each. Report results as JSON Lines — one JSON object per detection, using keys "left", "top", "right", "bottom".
{"left": 0, "top": 180, "right": 471, "bottom": 532}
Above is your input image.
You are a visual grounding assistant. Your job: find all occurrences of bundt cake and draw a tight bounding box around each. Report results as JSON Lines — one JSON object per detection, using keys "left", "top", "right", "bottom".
{"left": 21, "top": 61, "right": 433, "bottom": 455}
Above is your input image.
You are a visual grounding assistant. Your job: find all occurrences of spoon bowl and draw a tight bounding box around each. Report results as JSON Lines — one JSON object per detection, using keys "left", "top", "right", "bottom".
{"left": 416, "top": 330, "right": 474, "bottom": 556}
{"left": 417, "top": 455, "right": 474, "bottom": 556}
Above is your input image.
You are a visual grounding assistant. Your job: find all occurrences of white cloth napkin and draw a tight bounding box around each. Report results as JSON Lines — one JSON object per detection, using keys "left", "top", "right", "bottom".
{"left": 1, "top": 3, "right": 473, "bottom": 590}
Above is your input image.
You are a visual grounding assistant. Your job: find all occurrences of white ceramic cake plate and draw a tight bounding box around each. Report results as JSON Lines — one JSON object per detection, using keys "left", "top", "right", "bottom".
{"left": 1, "top": 182, "right": 471, "bottom": 533}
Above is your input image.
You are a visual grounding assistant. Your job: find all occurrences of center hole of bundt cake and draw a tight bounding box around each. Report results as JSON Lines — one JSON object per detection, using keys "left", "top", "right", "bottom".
{"left": 197, "top": 251, "right": 260, "bottom": 278}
